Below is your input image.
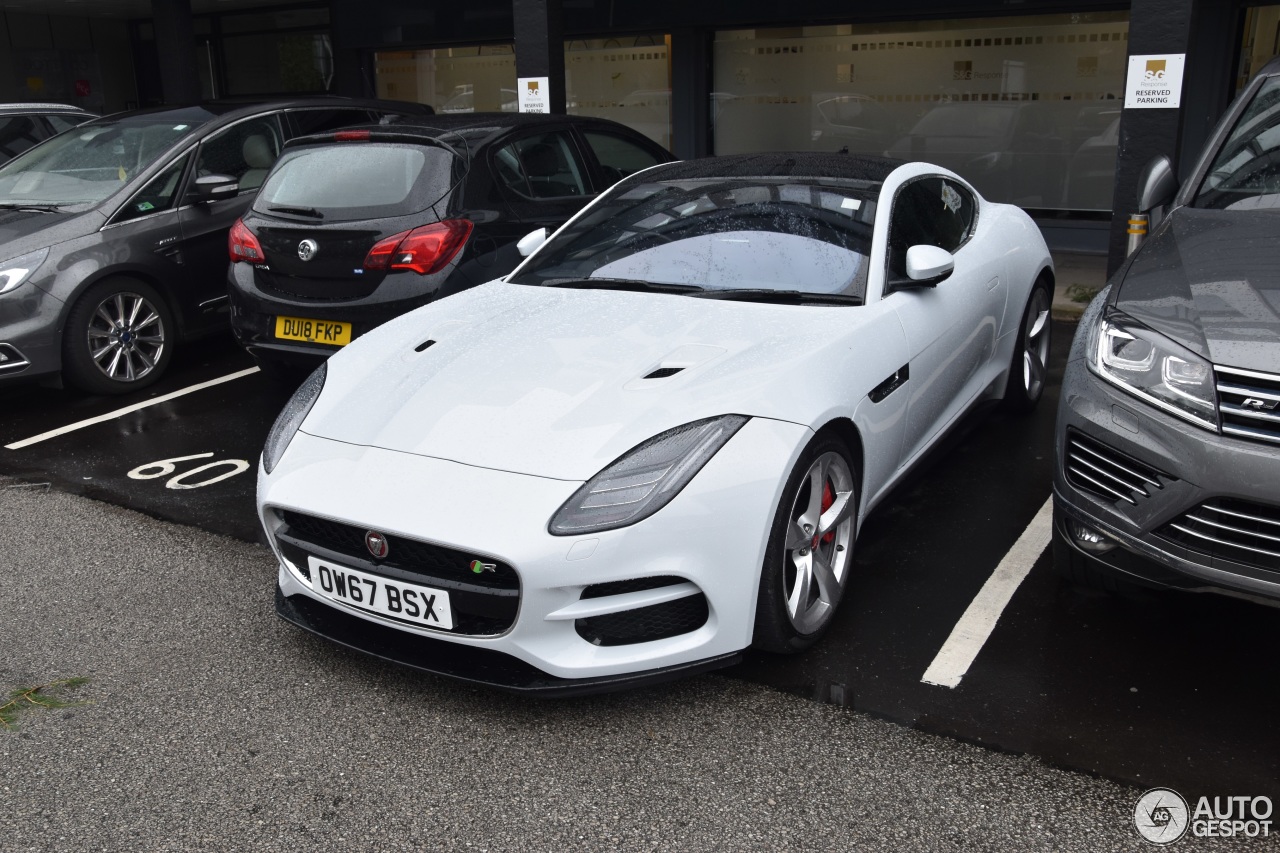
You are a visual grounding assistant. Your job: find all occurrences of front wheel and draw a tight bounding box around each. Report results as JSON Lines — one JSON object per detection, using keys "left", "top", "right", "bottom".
{"left": 61, "top": 278, "right": 175, "bottom": 395}
{"left": 1002, "top": 275, "right": 1052, "bottom": 412}
{"left": 752, "top": 433, "right": 859, "bottom": 654}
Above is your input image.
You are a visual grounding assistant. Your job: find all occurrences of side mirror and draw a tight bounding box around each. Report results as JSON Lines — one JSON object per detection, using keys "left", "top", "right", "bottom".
{"left": 902, "top": 244, "right": 955, "bottom": 287}
{"left": 1136, "top": 154, "right": 1178, "bottom": 212}
{"left": 192, "top": 173, "right": 239, "bottom": 202}
{"left": 516, "top": 227, "right": 548, "bottom": 257}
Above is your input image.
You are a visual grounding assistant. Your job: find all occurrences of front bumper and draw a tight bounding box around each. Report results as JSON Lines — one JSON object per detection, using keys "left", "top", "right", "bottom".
{"left": 0, "top": 284, "right": 64, "bottom": 384}
{"left": 1054, "top": 348, "right": 1280, "bottom": 601}
{"left": 260, "top": 417, "right": 810, "bottom": 691}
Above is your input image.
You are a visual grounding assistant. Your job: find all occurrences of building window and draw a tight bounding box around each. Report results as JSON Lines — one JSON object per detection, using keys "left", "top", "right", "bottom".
{"left": 375, "top": 46, "right": 518, "bottom": 113}
{"left": 712, "top": 13, "right": 1129, "bottom": 212}
{"left": 566, "top": 36, "right": 671, "bottom": 150}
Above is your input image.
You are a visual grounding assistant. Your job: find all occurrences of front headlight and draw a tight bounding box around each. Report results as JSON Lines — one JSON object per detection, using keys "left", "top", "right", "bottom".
{"left": 0, "top": 247, "right": 49, "bottom": 295}
{"left": 1088, "top": 308, "right": 1218, "bottom": 430}
{"left": 548, "top": 414, "right": 749, "bottom": 535}
{"left": 262, "top": 363, "right": 326, "bottom": 474}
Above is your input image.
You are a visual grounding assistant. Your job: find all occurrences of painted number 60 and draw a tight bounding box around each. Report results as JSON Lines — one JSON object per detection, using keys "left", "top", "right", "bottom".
{"left": 127, "top": 453, "right": 251, "bottom": 490}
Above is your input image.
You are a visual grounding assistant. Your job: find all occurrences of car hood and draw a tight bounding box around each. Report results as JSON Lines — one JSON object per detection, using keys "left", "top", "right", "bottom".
{"left": 0, "top": 207, "right": 100, "bottom": 260}
{"left": 303, "top": 282, "right": 890, "bottom": 480}
{"left": 1114, "top": 207, "right": 1280, "bottom": 373}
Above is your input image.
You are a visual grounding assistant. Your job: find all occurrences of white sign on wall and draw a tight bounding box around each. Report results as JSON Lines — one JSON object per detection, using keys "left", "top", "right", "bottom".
{"left": 518, "top": 76, "right": 550, "bottom": 113}
{"left": 1124, "top": 54, "right": 1186, "bottom": 109}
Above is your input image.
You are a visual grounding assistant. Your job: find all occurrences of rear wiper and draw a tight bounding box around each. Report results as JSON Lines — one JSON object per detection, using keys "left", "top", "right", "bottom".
{"left": 267, "top": 205, "right": 324, "bottom": 219}
{"left": 542, "top": 277, "right": 705, "bottom": 295}
{"left": 694, "top": 289, "right": 863, "bottom": 305}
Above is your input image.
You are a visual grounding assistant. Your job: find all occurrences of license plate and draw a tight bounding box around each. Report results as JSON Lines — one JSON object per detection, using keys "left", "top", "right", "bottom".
{"left": 307, "top": 556, "right": 454, "bottom": 630}
{"left": 275, "top": 316, "right": 351, "bottom": 346}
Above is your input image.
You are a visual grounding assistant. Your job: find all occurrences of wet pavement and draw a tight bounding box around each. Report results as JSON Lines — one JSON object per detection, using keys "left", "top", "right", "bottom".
{"left": 2, "top": 306, "right": 1278, "bottom": 810}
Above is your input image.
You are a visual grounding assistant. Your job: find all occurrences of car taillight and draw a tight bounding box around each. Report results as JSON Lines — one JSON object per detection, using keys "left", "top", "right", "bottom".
{"left": 334, "top": 129, "right": 370, "bottom": 141}
{"left": 229, "top": 218, "right": 265, "bottom": 264}
{"left": 362, "top": 220, "right": 474, "bottom": 275}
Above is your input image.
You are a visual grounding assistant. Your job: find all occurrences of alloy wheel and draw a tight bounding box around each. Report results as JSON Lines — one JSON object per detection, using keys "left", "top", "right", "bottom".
{"left": 1021, "top": 287, "right": 1051, "bottom": 399}
{"left": 85, "top": 291, "right": 167, "bottom": 384}
{"left": 781, "top": 450, "right": 856, "bottom": 634}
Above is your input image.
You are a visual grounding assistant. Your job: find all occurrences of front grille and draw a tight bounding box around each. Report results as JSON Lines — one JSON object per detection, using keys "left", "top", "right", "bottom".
{"left": 1217, "top": 365, "right": 1280, "bottom": 446}
{"left": 1157, "top": 498, "right": 1280, "bottom": 574}
{"left": 276, "top": 510, "right": 519, "bottom": 636}
{"left": 1064, "top": 430, "right": 1172, "bottom": 505}
{"left": 576, "top": 593, "right": 709, "bottom": 647}
{"left": 280, "top": 510, "right": 517, "bottom": 590}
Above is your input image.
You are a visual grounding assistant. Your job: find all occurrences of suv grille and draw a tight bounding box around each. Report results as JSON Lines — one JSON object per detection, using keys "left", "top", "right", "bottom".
{"left": 1064, "top": 430, "right": 1172, "bottom": 505}
{"left": 1157, "top": 498, "right": 1280, "bottom": 573}
{"left": 1217, "top": 366, "right": 1280, "bottom": 446}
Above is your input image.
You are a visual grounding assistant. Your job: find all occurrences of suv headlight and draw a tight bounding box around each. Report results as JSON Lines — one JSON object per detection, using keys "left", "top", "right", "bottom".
{"left": 548, "top": 414, "right": 749, "bottom": 535}
{"left": 1088, "top": 308, "right": 1218, "bottom": 430}
{"left": 0, "top": 247, "right": 49, "bottom": 295}
{"left": 262, "top": 363, "right": 326, "bottom": 474}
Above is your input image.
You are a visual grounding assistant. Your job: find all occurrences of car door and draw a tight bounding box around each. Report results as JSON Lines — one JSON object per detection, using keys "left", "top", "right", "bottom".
{"left": 100, "top": 150, "right": 195, "bottom": 299}
{"left": 175, "top": 113, "right": 285, "bottom": 328}
{"left": 886, "top": 176, "right": 1005, "bottom": 467}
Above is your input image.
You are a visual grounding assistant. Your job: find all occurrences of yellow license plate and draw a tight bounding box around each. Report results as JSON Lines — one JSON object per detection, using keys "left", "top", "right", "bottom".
{"left": 274, "top": 316, "right": 351, "bottom": 346}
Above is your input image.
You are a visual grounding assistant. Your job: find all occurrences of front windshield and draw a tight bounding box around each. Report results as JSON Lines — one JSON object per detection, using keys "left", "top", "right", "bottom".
{"left": 1194, "top": 75, "right": 1280, "bottom": 210}
{"left": 510, "top": 177, "right": 879, "bottom": 299}
{"left": 0, "top": 119, "right": 198, "bottom": 207}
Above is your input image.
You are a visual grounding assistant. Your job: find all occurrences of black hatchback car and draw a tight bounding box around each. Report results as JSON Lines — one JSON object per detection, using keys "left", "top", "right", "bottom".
{"left": 226, "top": 113, "right": 673, "bottom": 376}
{"left": 0, "top": 97, "right": 430, "bottom": 394}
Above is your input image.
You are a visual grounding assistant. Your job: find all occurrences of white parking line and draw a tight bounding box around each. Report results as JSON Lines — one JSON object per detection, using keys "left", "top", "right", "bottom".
{"left": 921, "top": 497, "right": 1053, "bottom": 689}
{"left": 4, "top": 367, "right": 260, "bottom": 451}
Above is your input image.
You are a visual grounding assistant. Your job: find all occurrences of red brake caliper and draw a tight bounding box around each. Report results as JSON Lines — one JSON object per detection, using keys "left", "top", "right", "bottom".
{"left": 819, "top": 480, "right": 836, "bottom": 545}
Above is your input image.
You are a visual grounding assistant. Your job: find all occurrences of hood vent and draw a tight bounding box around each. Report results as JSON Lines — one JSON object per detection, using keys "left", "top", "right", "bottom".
{"left": 414, "top": 339, "right": 436, "bottom": 352}
{"left": 643, "top": 366, "right": 685, "bottom": 380}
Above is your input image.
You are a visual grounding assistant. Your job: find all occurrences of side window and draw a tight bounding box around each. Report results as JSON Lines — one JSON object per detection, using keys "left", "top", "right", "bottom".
{"left": 0, "top": 116, "right": 46, "bottom": 161}
{"left": 114, "top": 153, "right": 192, "bottom": 224}
{"left": 583, "top": 131, "right": 662, "bottom": 185}
{"left": 288, "top": 108, "right": 374, "bottom": 137}
{"left": 188, "top": 115, "right": 283, "bottom": 197}
{"left": 492, "top": 132, "right": 588, "bottom": 200}
{"left": 887, "top": 177, "right": 976, "bottom": 275}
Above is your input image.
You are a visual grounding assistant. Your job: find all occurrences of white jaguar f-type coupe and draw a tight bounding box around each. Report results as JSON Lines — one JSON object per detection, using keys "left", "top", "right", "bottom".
{"left": 257, "top": 153, "right": 1053, "bottom": 694}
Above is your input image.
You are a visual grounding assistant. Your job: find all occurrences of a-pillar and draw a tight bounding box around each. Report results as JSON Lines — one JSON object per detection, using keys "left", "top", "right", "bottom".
{"left": 512, "top": 0, "right": 565, "bottom": 114}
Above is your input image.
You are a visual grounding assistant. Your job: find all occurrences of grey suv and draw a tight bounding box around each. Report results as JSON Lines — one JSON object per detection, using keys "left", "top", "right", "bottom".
{"left": 0, "top": 98, "right": 429, "bottom": 394}
{"left": 1053, "top": 58, "right": 1280, "bottom": 601}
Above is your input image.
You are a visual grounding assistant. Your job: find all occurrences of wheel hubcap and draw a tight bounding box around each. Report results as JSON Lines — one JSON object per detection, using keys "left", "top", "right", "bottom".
{"left": 782, "top": 451, "right": 855, "bottom": 634}
{"left": 1021, "top": 288, "right": 1051, "bottom": 399}
{"left": 86, "top": 292, "right": 166, "bottom": 383}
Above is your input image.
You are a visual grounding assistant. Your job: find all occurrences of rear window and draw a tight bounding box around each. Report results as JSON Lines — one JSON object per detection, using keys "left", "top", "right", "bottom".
{"left": 254, "top": 142, "right": 458, "bottom": 221}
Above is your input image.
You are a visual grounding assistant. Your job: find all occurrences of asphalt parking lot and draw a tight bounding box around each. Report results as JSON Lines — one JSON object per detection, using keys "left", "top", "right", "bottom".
{"left": 2, "top": 275, "right": 1279, "bottom": 847}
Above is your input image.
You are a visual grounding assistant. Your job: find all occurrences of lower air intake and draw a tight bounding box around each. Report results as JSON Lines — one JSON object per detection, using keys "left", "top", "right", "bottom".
{"left": 576, "top": 594, "right": 709, "bottom": 647}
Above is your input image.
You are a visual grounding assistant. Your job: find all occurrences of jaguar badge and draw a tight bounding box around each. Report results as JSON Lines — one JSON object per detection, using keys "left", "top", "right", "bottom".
{"left": 365, "top": 530, "right": 389, "bottom": 559}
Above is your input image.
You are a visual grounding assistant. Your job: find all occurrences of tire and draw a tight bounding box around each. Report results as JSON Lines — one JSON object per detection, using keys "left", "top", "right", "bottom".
{"left": 752, "top": 432, "right": 859, "bottom": 654}
{"left": 1001, "top": 274, "right": 1053, "bottom": 413}
{"left": 61, "top": 278, "right": 175, "bottom": 395}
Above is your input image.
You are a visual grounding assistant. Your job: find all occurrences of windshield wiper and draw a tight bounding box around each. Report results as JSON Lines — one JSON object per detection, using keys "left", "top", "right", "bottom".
{"left": 267, "top": 205, "right": 324, "bottom": 219}
{"left": 693, "top": 289, "right": 863, "bottom": 306}
{"left": 541, "top": 277, "right": 705, "bottom": 295}
{"left": 0, "top": 202, "right": 62, "bottom": 212}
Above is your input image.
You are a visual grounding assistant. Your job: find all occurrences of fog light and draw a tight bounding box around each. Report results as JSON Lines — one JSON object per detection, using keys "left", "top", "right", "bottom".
{"left": 1069, "top": 519, "right": 1118, "bottom": 554}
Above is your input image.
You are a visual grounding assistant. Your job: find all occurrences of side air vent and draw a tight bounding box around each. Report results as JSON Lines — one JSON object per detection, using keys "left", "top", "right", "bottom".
{"left": 1157, "top": 498, "right": 1280, "bottom": 573}
{"left": 414, "top": 339, "right": 436, "bottom": 352}
{"left": 1064, "top": 430, "right": 1172, "bottom": 506}
{"left": 1217, "top": 365, "right": 1280, "bottom": 446}
{"left": 643, "top": 366, "right": 685, "bottom": 379}
{"left": 580, "top": 576, "right": 686, "bottom": 599}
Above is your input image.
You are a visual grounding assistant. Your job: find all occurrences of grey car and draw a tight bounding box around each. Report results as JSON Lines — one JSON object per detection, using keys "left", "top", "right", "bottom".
{"left": 0, "top": 97, "right": 429, "bottom": 395}
{"left": 1053, "top": 58, "right": 1280, "bottom": 601}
